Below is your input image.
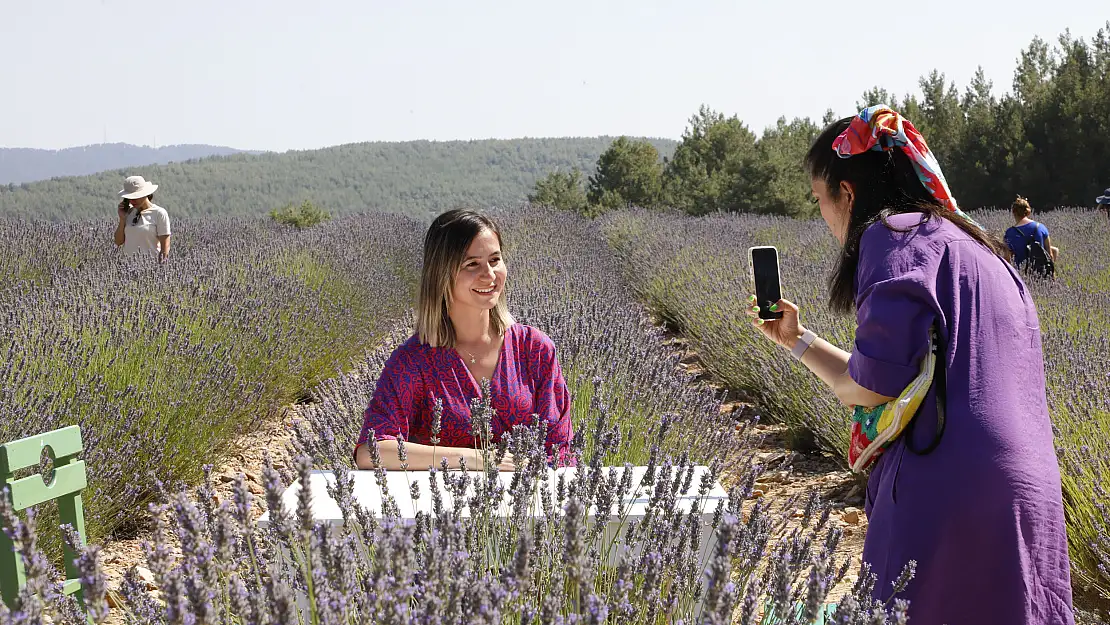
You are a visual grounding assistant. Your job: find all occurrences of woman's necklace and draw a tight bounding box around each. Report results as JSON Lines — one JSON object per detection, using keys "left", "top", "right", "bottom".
{"left": 459, "top": 338, "right": 495, "bottom": 365}
{"left": 461, "top": 348, "right": 479, "bottom": 365}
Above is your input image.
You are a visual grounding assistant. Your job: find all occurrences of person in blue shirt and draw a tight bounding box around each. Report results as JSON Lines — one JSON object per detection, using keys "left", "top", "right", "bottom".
{"left": 1097, "top": 188, "right": 1110, "bottom": 221}
{"left": 1004, "top": 195, "right": 1058, "bottom": 267}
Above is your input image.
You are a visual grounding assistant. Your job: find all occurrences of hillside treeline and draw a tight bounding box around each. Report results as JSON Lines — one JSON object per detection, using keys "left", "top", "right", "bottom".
{"left": 535, "top": 25, "right": 1110, "bottom": 218}
{"left": 0, "top": 138, "right": 676, "bottom": 221}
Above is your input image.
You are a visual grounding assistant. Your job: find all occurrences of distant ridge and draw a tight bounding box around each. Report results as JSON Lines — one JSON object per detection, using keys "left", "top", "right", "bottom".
{"left": 0, "top": 137, "right": 677, "bottom": 220}
{"left": 0, "top": 143, "right": 255, "bottom": 185}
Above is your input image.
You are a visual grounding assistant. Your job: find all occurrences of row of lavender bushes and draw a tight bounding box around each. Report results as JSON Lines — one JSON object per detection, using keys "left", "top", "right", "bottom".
{"left": 0, "top": 208, "right": 917, "bottom": 623}
{"left": 0, "top": 214, "right": 421, "bottom": 550}
{"left": 601, "top": 211, "right": 852, "bottom": 454}
{"left": 284, "top": 207, "right": 914, "bottom": 622}
{"left": 500, "top": 207, "right": 744, "bottom": 465}
{"left": 601, "top": 207, "right": 1110, "bottom": 608}
{"left": 293, "top": 206, "right": 749, "bottom": 472}
{"left": 284, "top": 207, "right": 878, "bottom": 621}
{"left": 2, "top": 429, "right": 912, "bottom": 625}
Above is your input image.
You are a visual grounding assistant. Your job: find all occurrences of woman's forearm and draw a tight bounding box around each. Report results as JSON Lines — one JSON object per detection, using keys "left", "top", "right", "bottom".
{"left": 114, "top": 220, "right": 126, "bottom": 246}
{"left": 158, "top": 235, "right": 171, "bottom": 260}
{"left": 355, "top": 439, "right": 480, "bottom": 471}
{"left": 790, "top": 329, "right": 850, "bottom": 387}
{"left": 788, "top": 327, "right": 893, "bottom": 409}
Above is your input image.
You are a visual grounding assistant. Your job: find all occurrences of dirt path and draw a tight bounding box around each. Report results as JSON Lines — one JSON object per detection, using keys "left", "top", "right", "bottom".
{"left": 668, "top": 334, "right": 868, "bottom": 604}
{"left": 739, "top": 418, "right": 868, "bottom": 602}
{"left": 97, "top": 405, "right": 298, "bottom": 622}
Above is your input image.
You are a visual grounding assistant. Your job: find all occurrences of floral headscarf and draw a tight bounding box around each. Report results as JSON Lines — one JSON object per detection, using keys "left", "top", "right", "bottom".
{"left": 832, "top": 104, "right": 977, "bottom": 225}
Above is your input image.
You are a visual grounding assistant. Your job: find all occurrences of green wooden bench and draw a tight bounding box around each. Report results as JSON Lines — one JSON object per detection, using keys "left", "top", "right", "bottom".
{"left": 0, "top": 425, "right": 89, "bottom": 611}
{"left": 762, "top": 601, "right": 839, "bottom": 624}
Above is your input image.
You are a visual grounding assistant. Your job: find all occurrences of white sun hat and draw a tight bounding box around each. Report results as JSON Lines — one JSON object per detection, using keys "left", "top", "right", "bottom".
{"left": 119, "top": 175, "right": 159, "bottom": 199}
{"left": 1097, "top": 188, "right": 1110, "bottom": 205}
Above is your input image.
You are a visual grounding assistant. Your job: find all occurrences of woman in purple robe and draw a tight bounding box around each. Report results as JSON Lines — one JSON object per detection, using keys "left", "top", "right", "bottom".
{"left": 747, "top": 106, "right": 1074, "bottom": 624}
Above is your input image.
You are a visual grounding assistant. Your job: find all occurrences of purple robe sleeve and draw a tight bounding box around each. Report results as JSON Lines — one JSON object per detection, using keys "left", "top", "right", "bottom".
{"left": 847, "top": 222, "right": 942, "bottom": 398}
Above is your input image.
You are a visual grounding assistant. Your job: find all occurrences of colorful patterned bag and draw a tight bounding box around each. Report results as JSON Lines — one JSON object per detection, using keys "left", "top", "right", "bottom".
{"left": 848, "top": 324, "right": 946, "bottom": 472}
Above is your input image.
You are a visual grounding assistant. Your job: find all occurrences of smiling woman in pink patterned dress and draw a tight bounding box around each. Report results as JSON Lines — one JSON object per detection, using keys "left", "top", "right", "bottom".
{"left": 354, "top": 208, "right": 574, "bottom": 472}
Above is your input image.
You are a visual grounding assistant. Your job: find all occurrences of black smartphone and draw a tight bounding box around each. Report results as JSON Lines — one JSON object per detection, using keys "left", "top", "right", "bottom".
{"left": 749, "top": 246, "right": 784, "bottom": 320}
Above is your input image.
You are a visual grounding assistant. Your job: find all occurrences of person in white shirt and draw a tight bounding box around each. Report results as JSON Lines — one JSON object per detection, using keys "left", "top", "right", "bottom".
{"left": 114, "top": 175, "right": 171, "bottom": 262}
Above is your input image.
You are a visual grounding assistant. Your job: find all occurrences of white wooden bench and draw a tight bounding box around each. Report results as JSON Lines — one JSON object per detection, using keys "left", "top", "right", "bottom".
{"left": 259, "top": 465, "right": 729, "bottom": 561}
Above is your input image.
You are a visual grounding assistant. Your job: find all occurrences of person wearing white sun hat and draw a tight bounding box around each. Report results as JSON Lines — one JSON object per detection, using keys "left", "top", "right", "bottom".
{"left": 114, "top": 175, "right": 171, "bottom": 261}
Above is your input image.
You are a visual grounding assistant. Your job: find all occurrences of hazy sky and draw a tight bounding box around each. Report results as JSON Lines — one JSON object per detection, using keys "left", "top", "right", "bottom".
{"left": 2, "top": 0, "right": 1106, "bottom": 152}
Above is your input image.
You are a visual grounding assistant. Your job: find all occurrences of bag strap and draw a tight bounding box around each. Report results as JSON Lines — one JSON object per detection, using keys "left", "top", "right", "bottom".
{"left": 1019, "top": 223, "right": 1037, "bottom": 247}
{"left": 904, "top": 323, "right": 946, "bottom": 456}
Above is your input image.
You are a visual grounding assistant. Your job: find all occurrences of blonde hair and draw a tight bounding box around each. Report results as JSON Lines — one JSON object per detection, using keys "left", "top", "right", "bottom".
{"left": 1011, "top": 195, "right": 1032, "bottom": 220}
{"left": 415, "top": 209, "right": 514, "bottom": 348}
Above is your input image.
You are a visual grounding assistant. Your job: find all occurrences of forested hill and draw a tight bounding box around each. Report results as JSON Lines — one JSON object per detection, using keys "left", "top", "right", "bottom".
{"left": 0, "top": 137, "right": 677, "bottom": 220}
{"left": 0, "top": 143, "right": 248, "bottom": 185}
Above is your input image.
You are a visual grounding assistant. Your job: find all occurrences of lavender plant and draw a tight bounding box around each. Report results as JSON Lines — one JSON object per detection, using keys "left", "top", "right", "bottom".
{"left": 0, "top": 220, "right": 105, "bottom": 292}
{"left": 603, "top": 207, "right": 1110, "bottom": 609}
{"left": 294, "top": 206, "right": 746, "bottom": 472}
{"left": 2, "top": 407, "right": 914, "bottom": 625}
{"left": 1, "top": 206, "right": 921, "bottom": 623}
{"left": 602, "top": 209, "right": 852, "bottom": 454}
{"left": 0, "top": 214, "right": 420, "bottom": 549}
{"left": 498, "top": 206, "right": 745, "bottom": 465}
{"left": 280, "top": 206, "right": 914, "bottom": 623}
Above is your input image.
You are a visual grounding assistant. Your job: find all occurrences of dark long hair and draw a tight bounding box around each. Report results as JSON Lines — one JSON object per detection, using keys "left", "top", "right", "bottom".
{"left": 805, "top": 117, "right": 1008, "bottom": 314}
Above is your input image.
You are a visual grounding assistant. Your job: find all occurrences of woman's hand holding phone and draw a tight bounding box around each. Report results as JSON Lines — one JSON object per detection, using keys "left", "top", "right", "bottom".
{"left": 117, "top": 199, "right": 130, "bottom": 220}
{"left": 746, "top": 296, "right": 806, "bottom": 351}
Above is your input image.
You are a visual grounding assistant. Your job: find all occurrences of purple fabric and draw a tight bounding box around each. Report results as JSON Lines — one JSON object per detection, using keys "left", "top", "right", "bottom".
{"left": 357, "top": 323, "right": 574, "bottom": 466}
{"left": 847, "top": 213, "right": 1074, "bottom": 624}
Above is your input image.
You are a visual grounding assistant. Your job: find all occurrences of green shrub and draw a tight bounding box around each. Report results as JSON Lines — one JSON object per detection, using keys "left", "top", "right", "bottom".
{"left": 269, "top": 200, "right": 331, "bottom": 229}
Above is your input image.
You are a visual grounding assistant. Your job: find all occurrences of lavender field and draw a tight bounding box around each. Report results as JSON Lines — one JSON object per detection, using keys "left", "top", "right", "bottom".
{"left": 0, "top": 206, "right": 1106, "bottom": 622}
{"left": 0, "top": 215, "right": 421, "bottom": 547}
{"left": 602, "top": 207, "right": 1110, "bottom": 608}
{"left": 0, "top": 208, "right": 922, "bottom": 624}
